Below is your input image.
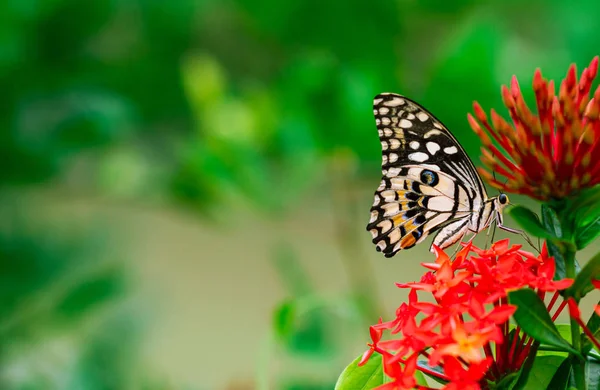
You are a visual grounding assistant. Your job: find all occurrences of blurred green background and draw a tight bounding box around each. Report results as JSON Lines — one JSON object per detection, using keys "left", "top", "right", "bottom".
{"left": 3, "top": 0, "right": 600, "bottom": 389}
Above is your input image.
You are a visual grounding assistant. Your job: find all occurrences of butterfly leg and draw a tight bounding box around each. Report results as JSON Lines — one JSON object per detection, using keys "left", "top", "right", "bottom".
{"left": 450, "top": 231, "right": 475, "bottom": 259}
{"left": 484, "top": 221, "right": 498, "bottom": 250}
{"left": 496, "top": 211, "right": 540, "bottom": 253}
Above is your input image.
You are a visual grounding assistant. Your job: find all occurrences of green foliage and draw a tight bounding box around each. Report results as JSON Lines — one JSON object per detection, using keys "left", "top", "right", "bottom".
{"left": 575, "top": 218, "right": 600, "bottom": 251}
{"left": 542, "top": 204, "right": 564, "bottom": 239}
{"left": 548, "top": 239, "right": 570, "bottom": 282}
{"left": 54, "top": 268, "right": 125, "bottom": 319}
{"left": 536, "top": 187, "right": 600, "bottom": 253}
{"left": 509, "top": 289, "right": 579, "bottom": 356}
{"left": 494, "top": 371, "right": 521, "bottom": 390}
{"left": 523, "top": 355, "right": 569, "bottom": 390}
{"left": 540, "top": 204, "right": 580, "bottom": 279}
{"left": 543, "top": 356, "right": 572, "bottom": 390}
{"left": 556, "top": 324, "right": 575, "bottom": 344}
{"left": 273, "top": 300, "right": 297, "bottom": 342}
{"left": 507, "top": 203, "right": 600, "bottom": 288}
{"left": 509, "top": 202, "right": 600, "bottom": 257}
{"left": 270, "top": 246, "right": 334, "bottom": 357}
{"left": 509, "top": 206, "right": 556, "bottom": 240}
{"left": 569, "top": 190, "right": 600, "bottom": 250}
{"left": 334, "top": 353, "right": 384, "bottom": 390}
{"left": 4, "top": 0, "right": 600, "bottom": 211}
{"left": 566, "top": 251, "right": 600, "bottom": 300}
{"left": 567, "top": 185, "right": 600, "bottom": 250}
{"left": 0, "top": 215, "right": 141, "bottom": 389}
{"left": 587, "top": 357, "right": 600, "bottom": 390}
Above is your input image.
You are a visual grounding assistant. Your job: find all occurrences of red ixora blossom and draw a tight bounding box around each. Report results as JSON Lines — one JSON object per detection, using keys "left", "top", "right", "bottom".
{"left": 359, "top": 240, "right": 574, "bottom": 389}
{"left": 468, "top": 56, "right": 600, "bottom": 200}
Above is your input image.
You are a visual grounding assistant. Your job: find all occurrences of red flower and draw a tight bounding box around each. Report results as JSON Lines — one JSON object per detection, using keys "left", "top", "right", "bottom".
{"left": 442, "top": 357, "right": 491, "bottom": 390}
{"left": 468, "top": 56, "right": 600, "bottom": 200}
{"left": 359, "top": 319, "right": 384, "bottom": 366}
{"left": 429, "top": 320, "right": 493, "bottom": 365}
{"left": 398, "top": 255, "right": 471, "bottom": 299}
{"left": 525, "top": 253, "right": 573, "bottom": 291}
{"left": 360, "top": 240, "right": 574, "bottom": 389}
{"left": 379, "top": 353, "right": 419, "bottom": 390}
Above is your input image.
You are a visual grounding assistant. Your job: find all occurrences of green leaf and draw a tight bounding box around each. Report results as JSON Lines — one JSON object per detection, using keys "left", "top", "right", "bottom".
{"left": 589, "top": 349, "right": 600, "bottom": 361}
{"left": 565, "top": 250, "right": 600, "bottom": 299}
{"left": 548, "top": 239, "right": 567, "bottom": 281}
{"left": 273, "top": 300, "right": 296, "bottom": 341}
{"left": 414, "top": 370, "right": 428, "bottom": 386}
{"left": 286, "top": 309, "right": 330, "bottom": 356}
{"left": 568, "top": 185, "right": 600, "bottom": 249}
{"left": 547, "top": 240, "right": 581, "bottom": 282}
{"left": 509, "top": 289, "right": 580, "bottom": 356}
{"left": 556, "top": 324, "right": 574, "bottom": 344}
{"left": 575, "top": 216, "right": 600, "bottom": 250}
{"left": 543, "top": 356, "right": 572, "bottom": 390}
{"left": 509, "top": 206, "right": 556, "bottom": 239}
{"left": 542, "top": 204, "right": 563, "bottom": 238}
{"left": 572, "top": 184, "right": 600, "bottom": 225}
{"left": 587, "top": 356, "right": 600, "bottom": 390}
{"left": 335, "top": 353, "right": 384, "bottom": 390}
{"left": 55, "top": 268, "right": 125, "bottom": 319}
{"left": 522, "top": 355, "right": 569, "bottom": 390}
{"left": 495, "top": 370, "right": 521, "bottom": 390}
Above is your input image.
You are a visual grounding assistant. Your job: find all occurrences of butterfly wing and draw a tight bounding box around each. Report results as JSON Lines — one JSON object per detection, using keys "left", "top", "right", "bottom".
{"left": 366, "top": 93, "right": 487, "bottom": 257}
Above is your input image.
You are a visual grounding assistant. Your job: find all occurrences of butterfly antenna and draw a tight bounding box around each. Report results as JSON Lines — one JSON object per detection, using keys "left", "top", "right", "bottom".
{"left": 490, "top": 147, "right": 509, "bottom": 189}
{"left": 490, "top": 147, "right": 498, "bottom": 183}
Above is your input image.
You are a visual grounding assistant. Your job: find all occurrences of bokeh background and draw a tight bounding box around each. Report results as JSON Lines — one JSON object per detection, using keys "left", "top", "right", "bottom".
{"left": 3, "top": 0, "right": 600, "bottom": 389}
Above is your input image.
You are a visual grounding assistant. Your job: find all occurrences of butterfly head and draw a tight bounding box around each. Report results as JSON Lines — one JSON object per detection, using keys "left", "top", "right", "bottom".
{"left": 496, "top": 193, "right": 509, "bottom": 209}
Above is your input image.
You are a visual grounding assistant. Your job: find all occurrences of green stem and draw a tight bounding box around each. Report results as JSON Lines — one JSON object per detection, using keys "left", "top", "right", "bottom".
{"left": 564, "top": 242, "right": 586, "bottom": 390}
{"left": 571, "top": 315, "right": 586, "bottom": 390}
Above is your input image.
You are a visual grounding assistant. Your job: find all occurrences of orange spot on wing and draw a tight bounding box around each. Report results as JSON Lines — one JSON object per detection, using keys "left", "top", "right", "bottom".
{"left": 403, "top": 220, "right": 417, "bottom": 231}
{"left": 391, "top": 214, "right": 405, "bottom": 226}
{"left": 400, "top": 234, "right": 416, "bottom": 248}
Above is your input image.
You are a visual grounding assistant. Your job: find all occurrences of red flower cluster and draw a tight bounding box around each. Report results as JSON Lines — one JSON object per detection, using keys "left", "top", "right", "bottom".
{"left": 359, "top": 240, "right": 573, "bottom": 389}
{"left": 469, "top": 56, "right": 600, "bottom": 200}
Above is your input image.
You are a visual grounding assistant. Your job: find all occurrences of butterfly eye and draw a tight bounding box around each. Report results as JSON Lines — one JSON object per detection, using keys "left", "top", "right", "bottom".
{"left": 499, "top": 193, "right": 508, "bottom": 204}
{"left": 420, "top": 170, "right": 439, "bottom": 186}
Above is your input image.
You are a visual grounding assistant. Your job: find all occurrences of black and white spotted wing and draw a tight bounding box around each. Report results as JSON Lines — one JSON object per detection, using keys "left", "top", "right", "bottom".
{"left": 366, "top": 93, "right": 491, "bottom": 257}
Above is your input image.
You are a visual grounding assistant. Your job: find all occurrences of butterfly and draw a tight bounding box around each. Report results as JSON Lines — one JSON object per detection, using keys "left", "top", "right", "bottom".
{"left": 367, "top": 93, "right": 518, "bottom": 257}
